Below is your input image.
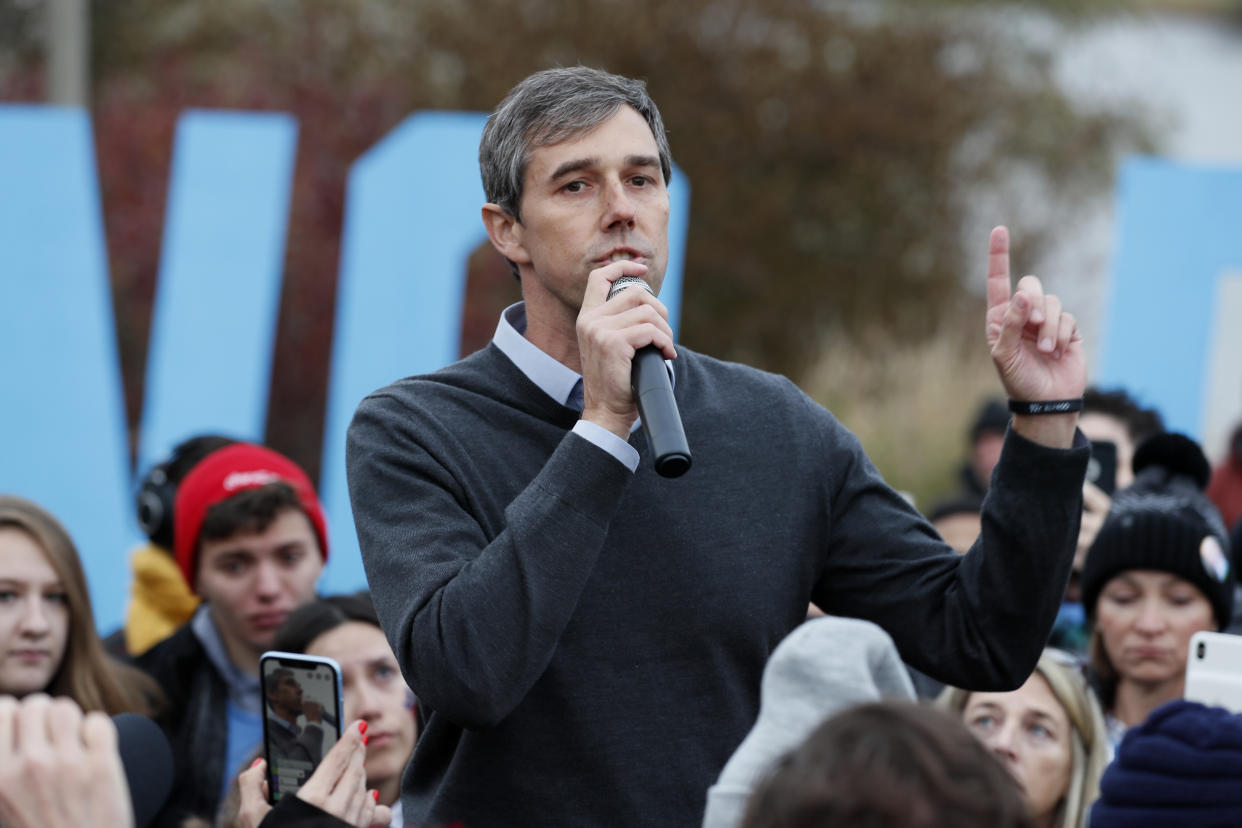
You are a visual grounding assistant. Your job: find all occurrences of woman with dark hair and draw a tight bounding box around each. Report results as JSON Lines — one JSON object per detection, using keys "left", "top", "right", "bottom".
{"left": 268, "top": 593, "right": 418, "bottom": 827}
{"left": 0, "top": 495, "right": 156, "bottom": 713}
{"left": 1080, "top": 433, "right": 1232, "bottom": 748}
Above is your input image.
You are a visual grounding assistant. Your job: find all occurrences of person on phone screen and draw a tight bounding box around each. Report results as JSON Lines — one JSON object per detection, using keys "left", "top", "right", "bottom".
{"left": 346, "top": 65, "right": 1093, "bottom": 827}
{"left": 132, "top": 443, "right": 329, "bottom": 827}
{"left": 264, "top": 668, "right": 329, "bottom": 769}
{"left": 1080, "top": 432, "right": 1233, "bottom": 750}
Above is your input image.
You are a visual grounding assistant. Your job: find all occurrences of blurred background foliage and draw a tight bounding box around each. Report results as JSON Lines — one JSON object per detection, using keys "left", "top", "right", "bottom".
{"left": 2, "top": 0, "right": 1186, "bottom": 505}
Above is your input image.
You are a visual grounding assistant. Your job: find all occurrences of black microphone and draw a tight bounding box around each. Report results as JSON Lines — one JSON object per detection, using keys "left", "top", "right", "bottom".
{"left": 605, "top": 276, "right": 692, "bottom": 477}
{"left": 113, "top": 713, "right": 175, "bottom": 827}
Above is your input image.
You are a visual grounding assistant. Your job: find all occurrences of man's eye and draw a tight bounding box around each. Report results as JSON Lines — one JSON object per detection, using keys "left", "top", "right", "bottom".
{"left": 279, "top": 549, "right": 306, "bottom": 565}
{"left": 630, "top": 175, "right": 650, "bottom": 186}
{"left": 563, "top": 181, "right": 585, "bottom": 193}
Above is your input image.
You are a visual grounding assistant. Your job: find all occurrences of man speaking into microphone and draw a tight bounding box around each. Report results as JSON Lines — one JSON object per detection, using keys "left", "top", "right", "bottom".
{"left": 346, "top": 67, "right": 1089, "bottom": 827}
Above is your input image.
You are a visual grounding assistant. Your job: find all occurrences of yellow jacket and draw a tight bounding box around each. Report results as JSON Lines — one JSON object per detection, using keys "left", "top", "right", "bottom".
{"left": 124, "top": 544, "right": 200, "bottom": 655}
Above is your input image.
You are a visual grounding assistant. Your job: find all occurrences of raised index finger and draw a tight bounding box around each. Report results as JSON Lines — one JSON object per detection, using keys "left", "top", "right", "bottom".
{"left": 986, "top": 225, "right": 1011, "bottom": 313}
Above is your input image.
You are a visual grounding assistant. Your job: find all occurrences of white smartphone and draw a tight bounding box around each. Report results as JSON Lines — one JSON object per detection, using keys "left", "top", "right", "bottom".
{"left": 1184, "top": 631, "right": 1242, "bottom": 715}
{"left": 260, "top": 651, "right": 345, "bottom": 804}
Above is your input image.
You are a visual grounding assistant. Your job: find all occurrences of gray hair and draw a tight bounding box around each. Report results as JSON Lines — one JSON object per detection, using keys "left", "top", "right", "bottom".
{"left": 479, "top": 66, "right": 673, "bottom": 222}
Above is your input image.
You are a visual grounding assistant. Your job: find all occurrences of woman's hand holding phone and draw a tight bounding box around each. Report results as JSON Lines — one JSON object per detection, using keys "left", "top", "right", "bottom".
{"left": 296, "top": 720, "right": 388, "bottom": 827}
{"left": 237, "top": 720, "right": 391, "bottom": 828}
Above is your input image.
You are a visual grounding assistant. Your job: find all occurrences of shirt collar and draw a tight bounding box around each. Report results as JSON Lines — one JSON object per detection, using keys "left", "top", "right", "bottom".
{"left": 493, "top": 303, "right": 581, "bottom": 407}
{"left": 266, "top": 708, "right": 299, "bottom": 734}
{"left": 492, "top": 301, "right": 675, "bottom": 406}
{"left": 192, "top": 604, "right": 262, "bottom": 712}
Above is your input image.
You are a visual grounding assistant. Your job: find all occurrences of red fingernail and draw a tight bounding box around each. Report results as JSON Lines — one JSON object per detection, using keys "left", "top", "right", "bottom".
{"left": 363, "top": 734, "right": 370, "bottom": 746}
{"left": 250, "top": 758, "right": 263, "bottom": 768}
{"left": 358, "top": 721, "right": 368, "bottom": 735}
{"left": 372, "top": 789, "right": 380, "bottom": 803}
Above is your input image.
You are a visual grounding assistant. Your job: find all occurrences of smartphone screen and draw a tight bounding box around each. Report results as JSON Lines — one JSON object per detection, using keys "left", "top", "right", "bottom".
{"left": 1087, "top": 440, "right": 1117, "bottom": 495}
{"left": 1185, "top": 631, "right": 1242, "bottom": 715}
{"left": 260, "top": 651, "right": 344, "bottom": 804}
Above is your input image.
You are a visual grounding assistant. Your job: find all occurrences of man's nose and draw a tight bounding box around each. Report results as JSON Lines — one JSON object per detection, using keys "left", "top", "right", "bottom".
{"left": 602, "top": 179, "right": 637, "bottom": 228}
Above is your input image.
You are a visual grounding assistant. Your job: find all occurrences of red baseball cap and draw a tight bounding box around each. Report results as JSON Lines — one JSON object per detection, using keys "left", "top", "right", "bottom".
{"left": 173, "top": 443, "right": 329, "bottom": 589}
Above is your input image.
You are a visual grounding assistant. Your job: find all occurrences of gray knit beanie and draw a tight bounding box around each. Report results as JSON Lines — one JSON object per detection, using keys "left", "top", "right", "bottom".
{"left": 701, "top": 616, "right": 916, "bottom": 828}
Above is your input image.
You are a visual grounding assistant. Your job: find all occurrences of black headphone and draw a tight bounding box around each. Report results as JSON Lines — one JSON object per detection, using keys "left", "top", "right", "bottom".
{"left": 134, "top": 434, "right": 239, "bottom": 552}
{"left": 135, "top": 463, "right": 176, "bottom": 550}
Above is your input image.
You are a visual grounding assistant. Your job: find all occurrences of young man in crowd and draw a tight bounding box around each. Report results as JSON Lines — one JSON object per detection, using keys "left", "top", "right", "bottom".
{"left": 347, "top": 66, "right": 1091, "bottom": 826}
{"left": 133, "top": 443, "right": 328, "bottom": 826}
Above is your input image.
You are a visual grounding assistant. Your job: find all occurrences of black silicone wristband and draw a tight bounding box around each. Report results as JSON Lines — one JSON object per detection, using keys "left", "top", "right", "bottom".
{"left": 1008, "top": 398, "right": 1084, "bottom": 415}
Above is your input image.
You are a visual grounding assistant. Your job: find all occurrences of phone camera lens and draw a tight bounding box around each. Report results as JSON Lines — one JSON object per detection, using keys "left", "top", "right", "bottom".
{"left": 1197, "top": 641, "right": 1206, "bottom": 659}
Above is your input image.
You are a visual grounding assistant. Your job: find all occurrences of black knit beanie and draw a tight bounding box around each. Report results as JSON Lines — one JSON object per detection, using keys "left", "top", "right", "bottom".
{"left": 1081, "top": 433, "right": 1233, "bottom": 630}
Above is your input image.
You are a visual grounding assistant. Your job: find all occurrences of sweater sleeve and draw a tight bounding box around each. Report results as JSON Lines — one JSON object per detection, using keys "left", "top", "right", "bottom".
{"left": 346, "top": 389, "right": 633, "bottom": 729}
{"left": 810, "top": 404, "right": 1089, "bottom": 691}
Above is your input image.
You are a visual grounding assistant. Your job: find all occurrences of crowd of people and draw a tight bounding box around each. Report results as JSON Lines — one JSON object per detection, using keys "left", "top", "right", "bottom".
{"left": 2, "top": 65, "right": 1242, "bottom": 828}
{"left": 0, "top": 442, "right": 410, "bottom": 828}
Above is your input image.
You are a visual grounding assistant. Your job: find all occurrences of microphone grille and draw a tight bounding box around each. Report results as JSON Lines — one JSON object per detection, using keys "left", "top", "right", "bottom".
{"left": 606, "top": 276, "right": 653, "bottom": 301}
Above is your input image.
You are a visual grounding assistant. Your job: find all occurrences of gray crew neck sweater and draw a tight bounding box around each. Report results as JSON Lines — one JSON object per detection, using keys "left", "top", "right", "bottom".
{"left": 347, "top": 343, "right": 1088, "bottom": 827}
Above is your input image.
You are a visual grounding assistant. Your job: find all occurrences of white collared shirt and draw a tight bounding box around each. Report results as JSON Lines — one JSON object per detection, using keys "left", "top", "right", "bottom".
{"left": 492, "top": 302, "right": 677, "bottom": 473}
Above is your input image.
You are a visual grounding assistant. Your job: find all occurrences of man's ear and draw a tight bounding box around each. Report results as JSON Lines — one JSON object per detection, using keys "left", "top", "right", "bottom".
{"left": 481, "top": 203, "right": 531, "bottom": 267}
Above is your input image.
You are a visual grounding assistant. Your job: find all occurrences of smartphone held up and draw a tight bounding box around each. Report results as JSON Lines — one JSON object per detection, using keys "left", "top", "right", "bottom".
{"left": 1087, "top": 440, "right": 1117, "bottom": 496}
{"left": 260, "top": 651, "right": 345, "bottom": 804}
{"left": 1184, "top": 631, "right": 1242, "bottom": 715}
